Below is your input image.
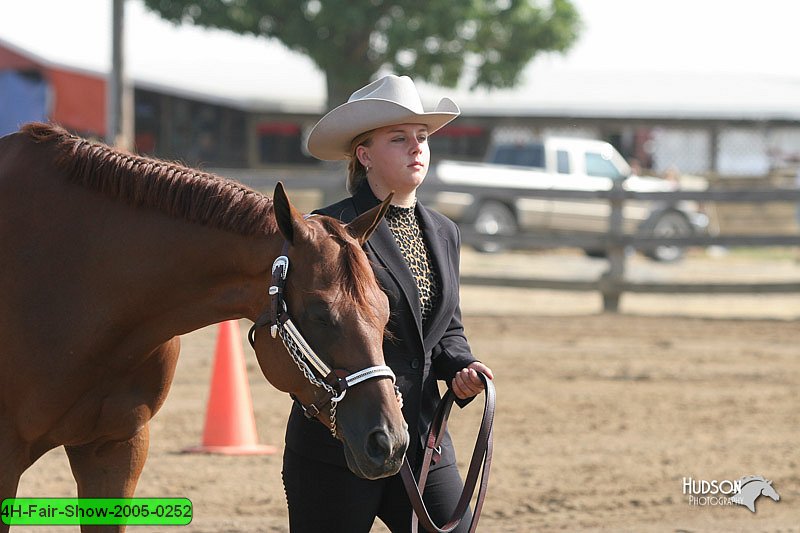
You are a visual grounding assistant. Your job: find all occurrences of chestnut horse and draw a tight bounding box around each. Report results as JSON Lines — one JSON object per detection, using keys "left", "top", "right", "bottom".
{"left": 0, "top": 123, "right": 408, "bottom": 531}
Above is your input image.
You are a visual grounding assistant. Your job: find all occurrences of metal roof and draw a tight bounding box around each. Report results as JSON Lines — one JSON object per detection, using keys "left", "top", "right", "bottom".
{"left": 2, "top": 0, "right": 799, "bottom": 121}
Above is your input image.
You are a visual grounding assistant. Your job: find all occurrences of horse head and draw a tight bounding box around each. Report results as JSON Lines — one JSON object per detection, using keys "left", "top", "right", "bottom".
{"left": 761, "top": 479, "right": 780, "bottom": 502}
{"left": 734, "top": 475, "right": 781, "bottom": 512}
{"left": 251, "top": 183, "right": 408, "bottom": 479}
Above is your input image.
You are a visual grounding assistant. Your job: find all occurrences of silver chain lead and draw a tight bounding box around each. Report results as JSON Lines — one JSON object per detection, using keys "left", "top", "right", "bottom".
{"left": 278, "top": 324, "right": 341, "bottom": 437}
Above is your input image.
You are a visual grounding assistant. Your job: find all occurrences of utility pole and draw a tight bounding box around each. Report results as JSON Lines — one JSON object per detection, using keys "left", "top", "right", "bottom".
{"left": 107, "top": 0, "right": 133, "bottom": 149}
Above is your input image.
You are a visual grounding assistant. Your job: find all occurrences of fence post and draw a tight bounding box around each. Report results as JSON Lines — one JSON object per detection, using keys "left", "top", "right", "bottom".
{"left": 601, "top": 178, "right": 626, "bottom": 312}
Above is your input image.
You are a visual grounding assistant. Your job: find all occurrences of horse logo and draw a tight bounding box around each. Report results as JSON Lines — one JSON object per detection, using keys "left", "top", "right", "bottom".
{"left": 730, "top": 475, "right": 780, "bottom": 512}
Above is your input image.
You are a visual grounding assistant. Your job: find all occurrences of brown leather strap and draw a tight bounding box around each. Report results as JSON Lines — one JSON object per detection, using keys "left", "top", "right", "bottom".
{"left": 401, "top": 372, "right": 495, "bottom": 533}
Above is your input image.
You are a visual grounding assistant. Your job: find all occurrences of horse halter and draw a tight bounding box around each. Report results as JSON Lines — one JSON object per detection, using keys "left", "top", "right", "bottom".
{"left": 248, "top": 242, "right": 396, "bottom": 438}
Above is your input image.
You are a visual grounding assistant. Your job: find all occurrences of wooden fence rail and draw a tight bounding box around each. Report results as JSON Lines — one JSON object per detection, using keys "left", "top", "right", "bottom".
{"left": 232, "top": 169, "right": 800, "bottom": 312}
{"left": 431, "top": 181, "right": 800, "bottom": 311}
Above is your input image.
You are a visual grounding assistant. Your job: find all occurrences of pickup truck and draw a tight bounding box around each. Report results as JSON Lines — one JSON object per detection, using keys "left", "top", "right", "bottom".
{"left": 423, "top": 137, "right": 709, "bottom": 262}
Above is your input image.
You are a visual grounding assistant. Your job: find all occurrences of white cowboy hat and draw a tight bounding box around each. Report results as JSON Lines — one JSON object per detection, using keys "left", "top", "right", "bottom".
{"left": 306, "top": 75, "right": 460, "bottom": 161}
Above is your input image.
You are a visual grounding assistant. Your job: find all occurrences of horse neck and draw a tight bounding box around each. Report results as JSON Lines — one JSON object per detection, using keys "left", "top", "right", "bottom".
{"left": 739, "top": 482, "right": 761, "bottom": 499}
{"left": 5, "top": 132, "right": 287, "bottom": 355}
{"left": 54, "top": 186, "right": 285, "bottom": 342}
{"left": 134, "top": 218, "right": 285, "bottom": 336}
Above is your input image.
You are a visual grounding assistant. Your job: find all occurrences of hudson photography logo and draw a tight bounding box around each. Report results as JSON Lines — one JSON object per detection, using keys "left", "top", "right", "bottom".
{"left": 682, "top": 475, "right": 781, "bottom": 512}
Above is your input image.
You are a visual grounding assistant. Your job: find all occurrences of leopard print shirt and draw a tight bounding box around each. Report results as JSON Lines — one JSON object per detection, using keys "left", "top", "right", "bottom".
{"left": 384, "top": 203, "right": 441, "bottom": 323}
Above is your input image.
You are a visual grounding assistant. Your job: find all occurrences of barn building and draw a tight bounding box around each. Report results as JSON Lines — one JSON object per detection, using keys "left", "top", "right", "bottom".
{"left": 2, "top": 29, "right": 800, "bottom": 179}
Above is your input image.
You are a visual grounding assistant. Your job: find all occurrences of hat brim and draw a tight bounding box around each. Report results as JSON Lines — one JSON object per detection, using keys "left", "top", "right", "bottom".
{"left": 306, "top": 97, "right": 460, "bottom": 161}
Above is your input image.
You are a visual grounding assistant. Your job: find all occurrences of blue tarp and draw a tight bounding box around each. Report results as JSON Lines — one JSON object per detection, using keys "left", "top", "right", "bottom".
{"left": 0, "top": 70, "right": 48, "bottom": 136}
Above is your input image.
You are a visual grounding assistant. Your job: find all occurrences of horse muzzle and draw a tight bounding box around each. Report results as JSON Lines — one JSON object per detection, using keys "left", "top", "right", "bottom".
{"left": 342, "top": 420, "right": 409, "bottom": 480}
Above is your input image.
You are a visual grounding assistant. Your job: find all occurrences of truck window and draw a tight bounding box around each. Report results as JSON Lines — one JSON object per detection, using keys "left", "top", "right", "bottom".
{"left": 556, "top": 150, "right": 570, "bottom": 174}
{"left": 491, "top": 144, "right": 545, "bottom": 168}
{"left": 585, "top": 152, "right": 624, "bottom": 179}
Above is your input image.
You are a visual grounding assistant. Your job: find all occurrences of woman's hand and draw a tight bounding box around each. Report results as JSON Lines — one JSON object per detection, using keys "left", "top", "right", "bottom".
{"left": 451, "top": 362, "right": 494, "bottom": 400}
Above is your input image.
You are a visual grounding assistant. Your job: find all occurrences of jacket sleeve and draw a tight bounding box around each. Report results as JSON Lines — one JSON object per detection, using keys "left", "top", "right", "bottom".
{"left": 431, "top": 304, "right": 476, "bottom": 384}
{"left": 431, "top": 224, "right": 478, "bottom": 405}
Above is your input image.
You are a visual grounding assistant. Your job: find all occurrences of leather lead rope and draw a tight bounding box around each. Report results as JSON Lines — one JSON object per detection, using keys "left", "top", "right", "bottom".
{"left": 401, "top": 372, "right": 495, "bottom": 533}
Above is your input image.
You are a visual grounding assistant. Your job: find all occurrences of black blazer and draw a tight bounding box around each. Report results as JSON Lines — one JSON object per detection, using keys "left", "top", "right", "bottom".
{"left": 284, "top": 182, "right": 477, "bottom": 470}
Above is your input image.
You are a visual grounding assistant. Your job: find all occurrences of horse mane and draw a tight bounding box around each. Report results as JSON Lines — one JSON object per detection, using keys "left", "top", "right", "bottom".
{"left": 739, "top": 475, "right": 767, "bottom": 486}
{"left": 316, "top": 216, "right": 391, "bottom": 335}
{"left": 21, "top": 122, "right": 276, "bottom": 236}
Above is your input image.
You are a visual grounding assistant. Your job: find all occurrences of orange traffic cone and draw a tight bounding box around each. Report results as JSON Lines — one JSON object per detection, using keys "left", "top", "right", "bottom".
{"left": 184, "top": 320, "right": 277, "bottom": 455}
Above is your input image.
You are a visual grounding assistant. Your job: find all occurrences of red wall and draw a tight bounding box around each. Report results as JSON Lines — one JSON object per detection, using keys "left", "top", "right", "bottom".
{"left": 49, "top": 68, "right": 106, "bottom": 136}
{"left": 0, "top": 44, "right": 37, "bottom": 70}
{"left": 0, "top": 43, "right": 106, "bottom": 136}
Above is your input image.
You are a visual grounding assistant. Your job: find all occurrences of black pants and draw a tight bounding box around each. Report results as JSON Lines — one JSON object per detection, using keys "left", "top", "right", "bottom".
{"left": 282, "top": 447, "right": 472, "bottom": 532}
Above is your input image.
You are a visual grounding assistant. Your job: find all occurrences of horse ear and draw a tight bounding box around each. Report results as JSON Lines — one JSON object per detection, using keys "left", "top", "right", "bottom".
{"left": 273, "top": 182, "right": 309, "bottom": 244}
{"left": 346, "top": 192, "right": 393, "bottom": 245}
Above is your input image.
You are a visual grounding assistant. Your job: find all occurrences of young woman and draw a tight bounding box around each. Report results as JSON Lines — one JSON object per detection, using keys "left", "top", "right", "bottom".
{"left": 282, "top": 74, "right": 494, "bottom": 532}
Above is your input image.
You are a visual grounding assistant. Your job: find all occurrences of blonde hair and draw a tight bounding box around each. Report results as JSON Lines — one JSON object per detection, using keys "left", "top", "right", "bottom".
{"left": 346, "top": 130, "right": 374, "bottom": 195}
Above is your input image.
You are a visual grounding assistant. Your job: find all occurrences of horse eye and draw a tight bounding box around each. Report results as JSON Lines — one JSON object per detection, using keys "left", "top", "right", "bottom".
{"left": 304, "top": 302, "right": 338, "bottom": 328}
{"left": 311, "top": 314, "right": 332, "bottom": 326}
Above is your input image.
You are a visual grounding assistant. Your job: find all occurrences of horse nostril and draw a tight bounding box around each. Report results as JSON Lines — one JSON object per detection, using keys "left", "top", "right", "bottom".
{"left": 366, "top": 428, "right": 393, "bottom": 463}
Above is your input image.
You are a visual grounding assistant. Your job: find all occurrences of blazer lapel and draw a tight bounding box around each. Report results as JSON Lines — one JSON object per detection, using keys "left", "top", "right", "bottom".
{"left": 366, "top": 224, "right": 424, "bottom": 337}
{"left": 417, "top": 204, "right": 455, "bottom": 338}
{"left": 351, "top": 186, "right": 424, "bottom": 342}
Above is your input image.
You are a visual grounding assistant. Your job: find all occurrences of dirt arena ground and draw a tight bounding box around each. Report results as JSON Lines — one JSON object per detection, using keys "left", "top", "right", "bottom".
{"left": 12, "top": 249, "right": 800, "bottom": 532}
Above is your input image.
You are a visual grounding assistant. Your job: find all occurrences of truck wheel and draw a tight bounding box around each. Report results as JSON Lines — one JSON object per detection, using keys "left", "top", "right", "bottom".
{"left": 473, "top": 201, "right": 517, "bottom": 253}
{"left": 643, "top": 211, "right": 692, "bottom": 262}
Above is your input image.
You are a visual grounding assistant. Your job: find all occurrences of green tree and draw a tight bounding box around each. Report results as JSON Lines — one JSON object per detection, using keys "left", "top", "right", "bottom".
{"left": 142, "top": 0, "right": 581, "bottom": 109}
